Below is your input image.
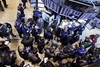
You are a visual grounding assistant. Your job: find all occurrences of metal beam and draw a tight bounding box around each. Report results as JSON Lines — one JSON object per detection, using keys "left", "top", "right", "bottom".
{"left": 69, "top": 0, "right": 91, "bottom": 7}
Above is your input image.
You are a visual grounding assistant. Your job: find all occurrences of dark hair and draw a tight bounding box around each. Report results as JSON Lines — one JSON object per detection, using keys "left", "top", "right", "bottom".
{"left": 19, "top": 3, "right": 22, "bottom": 6}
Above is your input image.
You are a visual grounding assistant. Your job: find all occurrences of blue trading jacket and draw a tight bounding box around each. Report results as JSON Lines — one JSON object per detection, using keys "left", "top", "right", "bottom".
{"left": 0, "top": 25, "right": 9, "bottom": 37}
{"left": 31, "top": 28, "right": 39, "bottom": 36}
{"left": 5, "top": 23, "right": 12, "bottom": 34}
{"left": 76, "top": 48, "right": 87, "bottom": 55}
{"left": 22, "top": 25, "right": 32, "bottom": 35}
{"left": 18, "top": 6, "right": 24, "bottom": 14}
{"left": 61, "top": 30, "right": 68, "bottom": 39}
{"left": 15, "top": 21, "right": 23, "bottom": 33}
{"left": 78, "top": 25, "right": 85, "bottom": 35}
{"left": 44, "top": 30, "right": 52, "bottom": 39}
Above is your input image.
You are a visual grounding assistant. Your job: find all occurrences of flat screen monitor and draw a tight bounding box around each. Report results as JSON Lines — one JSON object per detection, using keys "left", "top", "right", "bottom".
{"left": 42, "top": 12, "right": 50, "bottom": 22}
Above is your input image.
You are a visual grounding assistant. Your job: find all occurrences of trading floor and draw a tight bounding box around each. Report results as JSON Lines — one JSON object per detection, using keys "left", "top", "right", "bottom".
{"left": 0, "top": 0, "right": 100, "bottom": 67}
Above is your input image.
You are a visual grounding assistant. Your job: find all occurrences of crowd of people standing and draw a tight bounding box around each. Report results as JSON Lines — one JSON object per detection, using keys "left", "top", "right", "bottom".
{"left": 0, "top": 0, "right": 100, "bottom": 67}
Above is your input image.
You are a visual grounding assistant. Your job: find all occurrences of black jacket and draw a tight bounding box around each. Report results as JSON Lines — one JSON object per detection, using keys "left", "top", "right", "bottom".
{"left": 21, "top": 37, "right": 34, "bottom": 47}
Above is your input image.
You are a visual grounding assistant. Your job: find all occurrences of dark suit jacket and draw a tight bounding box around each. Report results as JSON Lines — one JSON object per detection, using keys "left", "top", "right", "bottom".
{"left": 21, "top": 37, "right": 34, "bottom": 47}
{"left": 0, "top": 44, "right": 9, "bottom": 52}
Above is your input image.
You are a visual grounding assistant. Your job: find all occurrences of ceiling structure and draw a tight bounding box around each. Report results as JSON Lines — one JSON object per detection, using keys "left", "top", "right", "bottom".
{"left": 69, "top": 0, "right": 100, "bottom": 6}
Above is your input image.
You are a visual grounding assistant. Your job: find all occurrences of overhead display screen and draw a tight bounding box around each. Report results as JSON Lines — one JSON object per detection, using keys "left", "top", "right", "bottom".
{"left": 30, "top": 0, "right": 44, "bottom": 8}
